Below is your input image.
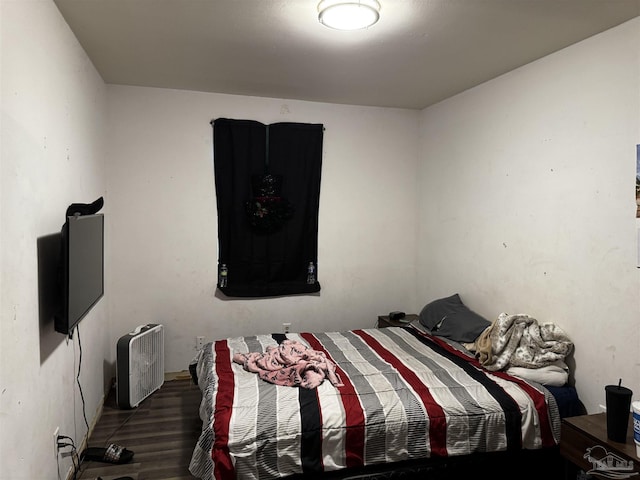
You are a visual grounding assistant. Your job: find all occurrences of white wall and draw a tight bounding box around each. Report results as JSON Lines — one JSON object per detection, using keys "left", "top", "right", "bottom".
{"left": 106, "top": 86, "right": 420, "bottom": 372}
{"left": 0, "top": 1, "right": 108, "bottom": 479}
{"left": 418, "top": 18, "right": 640, "bottom": 414}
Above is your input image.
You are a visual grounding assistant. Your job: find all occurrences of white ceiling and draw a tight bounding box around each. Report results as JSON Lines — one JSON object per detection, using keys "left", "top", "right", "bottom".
{"left": 54, "top": 0, "right": 640, "bottom": 110}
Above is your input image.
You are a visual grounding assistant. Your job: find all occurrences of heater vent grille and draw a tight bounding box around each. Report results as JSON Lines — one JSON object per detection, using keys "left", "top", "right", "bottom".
{"left": 116, "top": 324, "right": 164, "bottom": 408}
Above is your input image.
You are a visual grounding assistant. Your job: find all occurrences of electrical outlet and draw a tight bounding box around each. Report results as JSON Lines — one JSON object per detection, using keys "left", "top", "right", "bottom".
{"left": 196, "top": 336, "right": 205, "bottom": 350}
{"left": 53, "top": 427, "right": 59, "bottom": 458}
{"left": 282, "top": 323, "right": 291, "bottom": 334}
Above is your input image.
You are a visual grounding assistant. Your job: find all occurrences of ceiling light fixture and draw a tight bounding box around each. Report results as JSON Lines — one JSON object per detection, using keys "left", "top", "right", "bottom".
{"left": 318, "top": 1, "right": 381, "bottom": 31}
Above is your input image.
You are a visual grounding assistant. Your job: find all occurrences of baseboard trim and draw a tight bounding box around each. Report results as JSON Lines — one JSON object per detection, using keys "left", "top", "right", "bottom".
{"left": 165, "top": 370, "right": 192, "bottom": 381}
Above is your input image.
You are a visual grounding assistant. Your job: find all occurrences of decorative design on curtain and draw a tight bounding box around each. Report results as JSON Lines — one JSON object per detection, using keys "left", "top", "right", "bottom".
{"left": 212, "top": 118, "right": 324, "bottom": 297}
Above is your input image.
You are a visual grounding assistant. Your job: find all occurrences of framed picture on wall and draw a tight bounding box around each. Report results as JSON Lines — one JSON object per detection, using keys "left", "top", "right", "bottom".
{"left": 636, "top": 144, "right": 639, "bottom": 218}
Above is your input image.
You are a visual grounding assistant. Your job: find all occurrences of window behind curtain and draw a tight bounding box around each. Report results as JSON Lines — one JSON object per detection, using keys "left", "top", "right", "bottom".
{"left": 212, "top": 118, "right": 323, "bottom": 297}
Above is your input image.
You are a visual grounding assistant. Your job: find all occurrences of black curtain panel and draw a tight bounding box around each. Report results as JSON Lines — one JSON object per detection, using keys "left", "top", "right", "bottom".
{"left": 212, "top": 118, "right": 323, "bottom": 297}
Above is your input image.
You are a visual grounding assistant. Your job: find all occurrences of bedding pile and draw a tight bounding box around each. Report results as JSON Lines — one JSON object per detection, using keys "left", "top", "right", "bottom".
{"left": 470, "top": 313, "right": 573, "bottom": 385}
{"left": 473, "top": 312, "right": 573, "bottom": 370}
{"left": 416, "top": 295, "right": 574, "bottom": 387}
{"left": 189, "top": 326, "right": 561, "bottom": 480}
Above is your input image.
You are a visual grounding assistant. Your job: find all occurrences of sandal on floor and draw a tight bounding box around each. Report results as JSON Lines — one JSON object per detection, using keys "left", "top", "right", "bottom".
{"left": 82, "top": 444, "right": 134, "bottom": 464}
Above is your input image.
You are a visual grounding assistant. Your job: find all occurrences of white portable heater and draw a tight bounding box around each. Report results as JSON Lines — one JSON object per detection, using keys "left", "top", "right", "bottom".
{"left": 116, "top": 323, "right": 165, "bottom": 409}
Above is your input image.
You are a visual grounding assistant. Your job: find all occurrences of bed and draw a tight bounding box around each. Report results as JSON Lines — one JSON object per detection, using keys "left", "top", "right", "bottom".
{"left": 188, "top": 320, "right": 584, "bottom": 480}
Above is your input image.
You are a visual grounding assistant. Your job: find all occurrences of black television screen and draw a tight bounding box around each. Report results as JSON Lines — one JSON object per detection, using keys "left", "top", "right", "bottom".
{"left": 55, "top": 213, "right": 104, "bottom": 335}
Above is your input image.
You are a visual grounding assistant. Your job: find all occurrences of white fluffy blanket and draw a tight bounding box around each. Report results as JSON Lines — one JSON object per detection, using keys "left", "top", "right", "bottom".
{"left": 474, "top": 313, "right": 573, "bottom": 372}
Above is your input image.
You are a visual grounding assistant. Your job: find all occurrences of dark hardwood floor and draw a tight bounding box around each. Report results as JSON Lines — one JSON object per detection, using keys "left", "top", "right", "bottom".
{"left": 75, "top": 376, "right": 203, "bottom": 480}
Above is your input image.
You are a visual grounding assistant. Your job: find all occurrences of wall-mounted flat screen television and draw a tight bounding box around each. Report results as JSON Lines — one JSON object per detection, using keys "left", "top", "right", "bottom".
{"left": 55, "top": 213, "right": 104, "bottom": 335}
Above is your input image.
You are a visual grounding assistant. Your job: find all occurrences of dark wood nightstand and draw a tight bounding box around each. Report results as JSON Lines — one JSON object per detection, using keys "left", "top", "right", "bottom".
{"left": 377, "top": 314, "right": 418, "bottom": 328}
{"left": 560, "top": 413, "right": 639, "bottom": 480}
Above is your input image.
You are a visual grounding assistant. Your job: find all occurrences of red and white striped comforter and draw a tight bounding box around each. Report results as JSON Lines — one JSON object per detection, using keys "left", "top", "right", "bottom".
{"left": 189, "top": 326, "right": 561, "bottom": 480}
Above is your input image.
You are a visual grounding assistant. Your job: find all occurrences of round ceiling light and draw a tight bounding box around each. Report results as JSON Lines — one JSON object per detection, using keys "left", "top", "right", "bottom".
{"left": 318, "top": 1, "right": 381, "bottom": 31}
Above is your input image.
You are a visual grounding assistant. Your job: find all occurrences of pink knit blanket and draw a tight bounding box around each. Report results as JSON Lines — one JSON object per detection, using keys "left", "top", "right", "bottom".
{"left": 232, "top": 340, "right": 343, "bottom": 389}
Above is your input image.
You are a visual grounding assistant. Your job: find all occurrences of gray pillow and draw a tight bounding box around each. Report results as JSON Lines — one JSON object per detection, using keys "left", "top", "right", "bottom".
{"left": 419, "top": 294, "right": 491, "bottom": 343}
